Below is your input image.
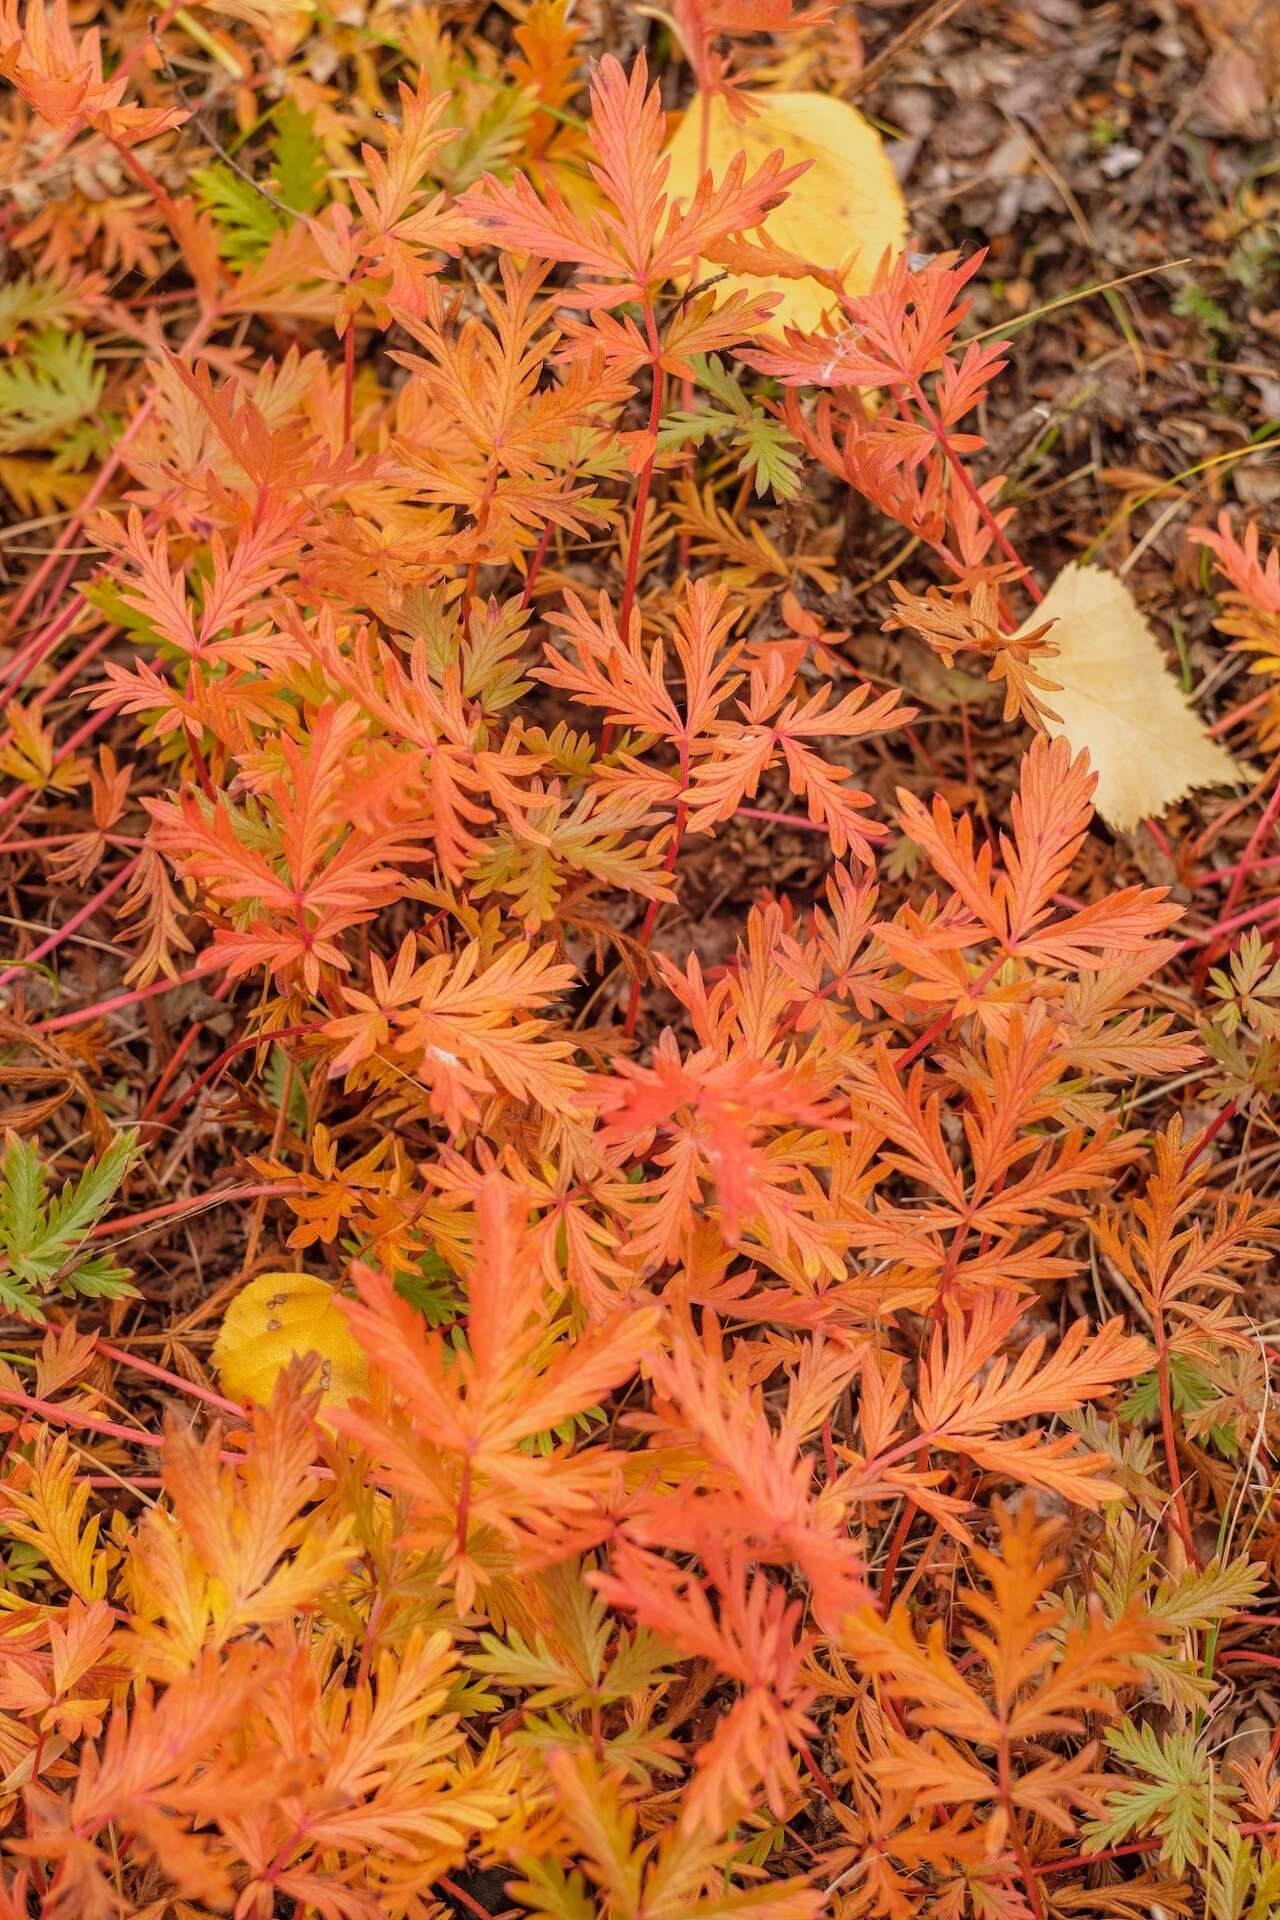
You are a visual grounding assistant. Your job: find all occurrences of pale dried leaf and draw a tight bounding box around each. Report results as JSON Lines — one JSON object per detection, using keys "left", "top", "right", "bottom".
{"left": 1014, "top": 562, "right": 1246, "bottom": 833}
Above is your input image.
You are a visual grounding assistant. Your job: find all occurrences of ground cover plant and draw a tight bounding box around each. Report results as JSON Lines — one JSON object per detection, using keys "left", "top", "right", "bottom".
{"left": 1, "top": 0, "right": 1280, "bottom": 1913}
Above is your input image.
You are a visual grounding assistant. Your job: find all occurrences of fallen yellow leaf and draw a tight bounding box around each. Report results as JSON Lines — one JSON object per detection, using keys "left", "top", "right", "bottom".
{"left": 1015, "top": 562, "right": 1246, "bottom": 833}
{"left": 213, "top": 1270, "right": 369, "bottom": 1409}
{"left": 663, "top": 90, "right": 907, "bottom": 334}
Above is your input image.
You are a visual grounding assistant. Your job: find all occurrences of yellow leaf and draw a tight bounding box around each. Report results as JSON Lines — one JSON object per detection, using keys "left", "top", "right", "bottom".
{"left": 213, "top": 1270, "right": 368, "bottom": 1409}
{"left": 663, "top": 89, "right": 907, "bottom": 334}
{"left": 3, "top": 1430, "right": 106, "bottom": 1602}
{"left": 0, "top": 456, "right": 91, "bottom": 517}
{"left": 1014, "top": 562, "right": 1246, "bottom": 833}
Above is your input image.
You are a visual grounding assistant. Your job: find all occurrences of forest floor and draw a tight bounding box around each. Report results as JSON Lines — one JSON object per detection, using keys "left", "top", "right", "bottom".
{"left": 2, "top": 0, "right": 1280, "bottom": 1909}
{"left": 628, "top": 0, "right": 1280, "bottom": 997}
{"left": 5, "top": 0, "right": 1278, "bottom": 1355}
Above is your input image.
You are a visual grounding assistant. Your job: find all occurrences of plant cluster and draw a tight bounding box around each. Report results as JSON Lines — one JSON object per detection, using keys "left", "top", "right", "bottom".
{"left": 2, "top": 3, "right": 1280, "bottom": 1918}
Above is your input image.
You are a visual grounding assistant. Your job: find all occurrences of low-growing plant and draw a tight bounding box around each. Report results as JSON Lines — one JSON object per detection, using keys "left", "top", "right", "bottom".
{"left": 1, "top": 2, "right": 1279, "bottom": 1917}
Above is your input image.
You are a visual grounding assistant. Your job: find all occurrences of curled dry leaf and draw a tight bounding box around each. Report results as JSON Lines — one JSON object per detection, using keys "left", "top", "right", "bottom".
{"left": 663, "top": 89, "right": 907, "bottom": 333}
{"left": 1014, "top": 562, "right": 1246, "bottom": 834}
{"left": 213, "top": 1269, "right": 369, "bottom": 1409}
{"left": 1184, "top": 0, "right": 1280, "bottom": 92}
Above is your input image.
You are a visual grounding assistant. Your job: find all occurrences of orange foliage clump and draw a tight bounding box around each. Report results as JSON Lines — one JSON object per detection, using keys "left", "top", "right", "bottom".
{"left": 2, "top": 3, "right": 1280, "bottom": 1918}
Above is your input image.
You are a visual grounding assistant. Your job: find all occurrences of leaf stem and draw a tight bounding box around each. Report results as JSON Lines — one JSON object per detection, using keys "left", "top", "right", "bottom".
{"left": 0, "top": 856, "right": 140, "bottom": 992}
{"left": 618, "top": 296, "right": 666, "bottom": 643}
{"left": 907, "top": 376, "right": 1042, "bottom": 606}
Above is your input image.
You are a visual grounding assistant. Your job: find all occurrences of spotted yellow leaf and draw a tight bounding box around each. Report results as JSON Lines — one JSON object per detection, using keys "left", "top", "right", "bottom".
{"left": 663, "top": 89, "right": 908, "bottom": 334}
{"left": 1015, "top": 562, "right": 1247, "bottom": 833}
{"left": 213, "top": 1270, "right": 368, "bottom": 1408}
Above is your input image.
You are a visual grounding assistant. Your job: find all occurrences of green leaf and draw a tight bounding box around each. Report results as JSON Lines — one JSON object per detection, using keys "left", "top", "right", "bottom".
{"left": 0, "top": 274, "right": 82, "bottom": 345}
{"left": 55, "top": 1252, "right": 137, "bottom": 1301}
{"left": 271, "top": 99, "right": 325, "bottom": 215}
{"left": 431, "top": 82, "right": 535, "bottom": 192}
{"left": 82, "top": 576, "right": 164, "bottom": 644}
{"left": 1153, "top": 1555, "right": 1265, "bottom": 1635}
{"left": 0, "top": 1133, "right": 44, "bottom": 1254}
{"left": 1084, "top": 1721, "right": 1236, "bottom": 1876}
{"left": 1219, "top": 1832, "right": 1280, "bottom": 1920}
{"left": 1121, "top": 1350, "right": 1215, "bottom": 1425}
{"left": 600, "top": 1626, "right": 677, "bottom": 1703}
{"left": 471, "top": 1628, "right": 587, "bottom": 1707}
{"left": 659, "top": 360, "right": 801, "bottom": 500}
{"left": 391, "top": 1247, "right": 462, "bottom": 1326}
{"left": 520, "top": 1403, "right": 605, "bottom": 1457}
{"left": 0, "top": 1270, "right": 42, "bottom": 1321}
{"left": 193, "top": 162, "right": 282, "bottom": 266}
{"left": 655, "top": 406, "right": 737, "bottom": 461}
{"left": 0, "top": 331, "right": 104, "bottom": 457}
{"left": 731, "top": 411, "right": 802, "bottom": 501}
{"left": 0, "top": 1130, "right": 139, "bottom": 1316}
{"left": 507, "top": 1708, "right": 680, "bottom": 1783}
{"left": 1172, "top": 282, "right": 1231, "bottom": 339}
{"left": 471, "top": 1568, "right": 673, "bottom": 1716}
{"left": 692, "top": 353, "right": 751, "bottom": 418}
{"left": 37, "top": 1133, "right": 138, "bottom": 1274}
{"left": 510, "top": 1857, "right": 597, "bottom": 1920}
{"left": 263, "top": 1044, "right": 310, "bottom": 1132}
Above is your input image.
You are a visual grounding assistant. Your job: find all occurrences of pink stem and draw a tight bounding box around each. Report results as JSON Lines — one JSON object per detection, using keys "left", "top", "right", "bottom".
{"left": 35, "top": 962, "right": 213, "bottom": 1032}
{"left": 1184, "top": 896, "right": 1280, "bottom": 950}
{"left": 139, "top": 982, "right": 230, "bottom": 1124}
{"left": 91, "top": 1337, "right": 244, "bottom": 1416}
{"left": 0, "top": 855, "right": 139, "bottom": 990}
{"left": 147, "top": 1025, "right": 317, "bottom": 1132}
{"left": 737, "top": 804, "right": 826, "bottom": 832}
{"left": 907, "top": 376, "right": 1042, "bottom": 607}
{"left": 0, "top": 593, "right": 94, "bottom": 713}
{"left": 1217, "top": 762, "right": 1280, "bottom": 925}
{"left": 87, "top": 1181, "right": 302, "bottom": 1239}
{"left": 0, "top": 1383, "right": 164, "bottom": 1450}
{"left": 2, "top": 397, "right": 154, "bottom": 639}
{"left": 1201, "top": 853, "right": 1280, "bottom": 885}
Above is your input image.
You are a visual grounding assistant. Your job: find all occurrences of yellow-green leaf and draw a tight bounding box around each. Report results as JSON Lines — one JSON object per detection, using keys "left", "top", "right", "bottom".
{"left": 213, "top": 1270, "right": 368, "bottom": 1408}
{"left": 663, "top": 89, "right": 908, "bottom": 334}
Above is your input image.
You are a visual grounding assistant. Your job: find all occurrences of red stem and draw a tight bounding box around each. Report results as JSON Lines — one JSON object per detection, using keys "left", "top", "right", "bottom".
{"left": 1215, "top": 762, "right": 1280, "bottom": 926}
{"left": 1186, "top": 896, "right": 1280, "bottom": 952}
{"left": 617, "top": 297, "right": 666, "bottom": 643}
{"left": 895, "top": 953, "right": 1005, "bottom": 1071}
{"left": 35, "top": 963, "right": 213, "bottom": 1033}
{"left": 146, "top": 1024, "right": 317, "bottom": 1132}
{"left": 0, "top": 855, "right": 140, "bottom": 990}
{"left": 437, "top": 1877, "right": 495, "bottom": 1920}
{"left": 139, "top": 985, "right": 229, "bottom": 1124}
{"left": 1153, "top": 1304, "right": 1200, "bottom": 1567}
{"left": 998, "top": 1738, "right": 1046, "bottom": 1920}
{"left": 1037, "top": 1820, "right": 1280, "bottom": 1878}
{"left": 906, "top": 376, "right": 1042, "bottom": 607}
{"left": 87, "top": 1181, "right": 302, "bottom": 1239}
{"left": 342, "top": 322, "right": 356, "bottom": 444}
{"left": 0, "top": 1382, "right": 165, "bottom": 1450}
{"left": 0, "top": 594, "right": 96, "bottom": 715}
{"left": 2, "top": 398, "right": 154, "bottom": 639}
{"left": 90, "top": 1337, "right": 244, "bottom": 1416}
{"left": 1202, "top": 852, "right": 1280, "bottom": 885}
{"left": 1185, "top": 1100, "right": 1239, "bottom": 1170}
{"left": 519, "top": 519, "right": 557, "bottom": 609}
{"left": 0, "top": 628, "right": 116, "bottom": 745}
{"left": 110, "top": 137, "right": 185, "bottom": 233}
